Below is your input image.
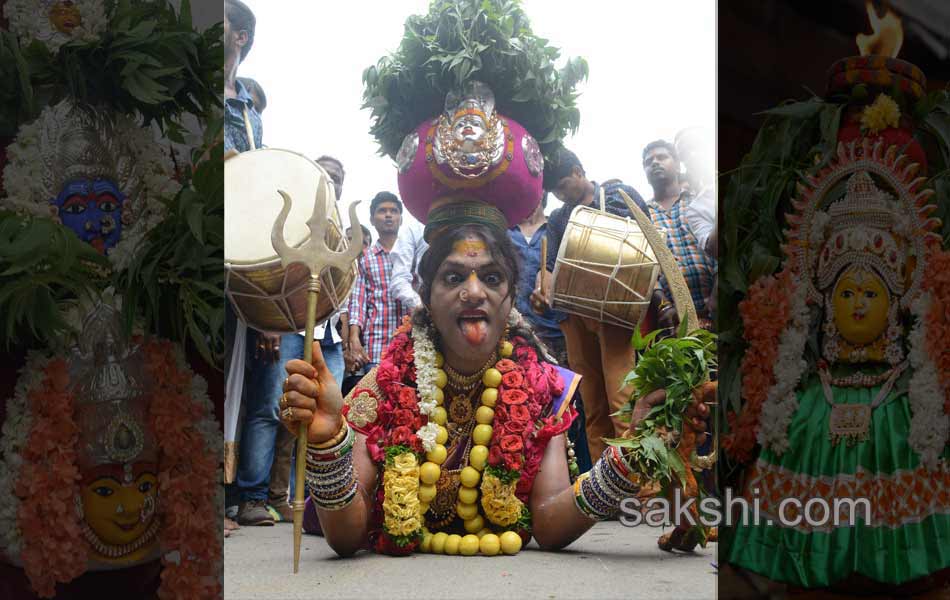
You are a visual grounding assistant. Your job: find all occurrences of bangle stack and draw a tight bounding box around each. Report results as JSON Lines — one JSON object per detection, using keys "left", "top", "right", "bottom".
{"left": 573, "top": 447, "right": 641, "bottom": 521}
{"left": 306, "top": 422, "right": 358, "bottom": 511}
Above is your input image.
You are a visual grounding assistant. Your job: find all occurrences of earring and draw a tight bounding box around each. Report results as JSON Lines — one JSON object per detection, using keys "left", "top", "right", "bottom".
{"left": 884, "top": 301, "right": 904, "bottom": 366}
{"left": 822, "top": 294, "right": 841, "bottom": 362}
{"left": 141, "top": 495, "right": 156, "bottom": 523}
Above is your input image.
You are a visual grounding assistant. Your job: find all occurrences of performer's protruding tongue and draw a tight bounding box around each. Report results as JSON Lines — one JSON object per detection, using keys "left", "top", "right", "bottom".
{"left": 461, "top": 318, "right": 488, "bottom": 346}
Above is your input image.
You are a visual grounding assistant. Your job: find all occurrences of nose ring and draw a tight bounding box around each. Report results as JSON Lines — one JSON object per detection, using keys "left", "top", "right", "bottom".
{"left": 459, "top": 289, "right": 469, "bottom": 302}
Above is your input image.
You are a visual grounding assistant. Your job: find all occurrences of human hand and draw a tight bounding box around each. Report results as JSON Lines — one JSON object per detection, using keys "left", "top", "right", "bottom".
{"left": 530, "top": 269, "right": 553, "bottom": 314}
{"left": 255, "top": 332, "right": 282, "bottom": 362}
{"left": 625, "top": 385, "right": 711, "bottom": 436}
{"left": 279, "top": 342, "right": 345, "bottom": 444}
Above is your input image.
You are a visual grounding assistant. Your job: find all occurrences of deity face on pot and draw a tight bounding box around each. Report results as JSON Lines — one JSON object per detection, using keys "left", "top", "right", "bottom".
{"left": 48, "top": 0, "right": 82, "bottom": 34}
{"left": 832, "top": 267, "right": 890, "bottom": 347}
{"left": 80, "top": 463, "right": 158, "bottom": 548}
{"left": 452, "top": 112, "right": 488, "bottom": 152}
{"left": 52, "top": 178, "right": 125, "bottom": 254}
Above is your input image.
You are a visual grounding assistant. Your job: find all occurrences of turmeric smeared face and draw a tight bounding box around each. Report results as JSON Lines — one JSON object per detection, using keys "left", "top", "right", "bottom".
{"left": 48, "top": 0, "right": 82, "bottom": 34}
{"left": 81, "top": 465, "right": 158, "bottom": 546}
{"left": 832, "top": 267, "right": 890, "bottom": 346}
{"left": 430, "top": 234, "right": 511, "bottom": 365}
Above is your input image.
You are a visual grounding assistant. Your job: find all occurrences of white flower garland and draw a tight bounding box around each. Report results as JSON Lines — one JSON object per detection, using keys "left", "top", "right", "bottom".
{"left": 0, "top": 352, "right": 50, "bottom": 559}
{"left": 906, "top": 293, "right": 949, "bottom": 470}
{"left": 4, "top": 0, "right": 107, "bottom": 51}
{"left": 756, "top": 274, "right": 810, "bottom": 455}
{"left": 2, "top": 102, "right": 177, "bottom": 273}
{"left": 411, "top": 324, "right": 438, "bottom": 417}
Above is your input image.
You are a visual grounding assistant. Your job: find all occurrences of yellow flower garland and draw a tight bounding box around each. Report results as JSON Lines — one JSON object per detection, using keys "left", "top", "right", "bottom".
{"left": 382, "top": 453, "right": 422, "bottom": 537}
{"left": 480, "top": 471, "right": 523, "bottom": 526}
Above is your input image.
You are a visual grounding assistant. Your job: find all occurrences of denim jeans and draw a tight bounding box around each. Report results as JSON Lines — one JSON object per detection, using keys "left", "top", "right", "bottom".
{"left": 236, "top": 332, "right": 305, "bottom": 502}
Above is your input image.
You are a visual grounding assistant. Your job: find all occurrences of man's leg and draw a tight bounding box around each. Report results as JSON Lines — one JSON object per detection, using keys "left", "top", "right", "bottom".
{"left": 236, "top": 332, "right": 301, "bottom": 525}
{"left": 560, "top": 314, "right": 612, "bottom": 460}
{"left": 598, "top": 322, "right": 637, "bottom": 440}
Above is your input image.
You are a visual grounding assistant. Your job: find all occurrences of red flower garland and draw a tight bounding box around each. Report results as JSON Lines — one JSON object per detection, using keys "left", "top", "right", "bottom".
{"left": 364, "top": 324, "right": 572, "bottom": 550}
{"left": 921, "top": 244, "right": 950, "bottom": 416}
{"left": 16, "top": 358, "right": 86, "bottom": 598}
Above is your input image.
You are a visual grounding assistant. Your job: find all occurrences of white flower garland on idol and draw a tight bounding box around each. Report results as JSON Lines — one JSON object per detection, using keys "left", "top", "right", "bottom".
{"left": 2, "top": 101, "right": 178, "bottom": 273}
{"left": 4, "top": 0, "right": 107, "bottom": 51}
{"left": 0, "top": 352, "right": 49, "bottom": 559}
{"left": 756, "top": 275, "right": 811, "bottom": 455}
{"left": 907, "top": 293, "right": 948, "bottom": 470}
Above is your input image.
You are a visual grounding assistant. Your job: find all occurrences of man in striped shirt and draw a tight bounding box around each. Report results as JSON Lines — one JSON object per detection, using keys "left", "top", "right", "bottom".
{"left": 347, "top": 192, "right": 408, "bottom": 372}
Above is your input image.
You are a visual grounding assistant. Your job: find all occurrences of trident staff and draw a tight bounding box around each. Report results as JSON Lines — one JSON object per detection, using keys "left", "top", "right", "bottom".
{"left": 270, "top": 179, "right": 364, "bottom": 573}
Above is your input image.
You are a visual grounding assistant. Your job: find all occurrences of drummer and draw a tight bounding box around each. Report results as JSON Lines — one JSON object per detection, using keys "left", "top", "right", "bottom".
{"left": 530, "top": 147, "right": 650, "bottom": 461}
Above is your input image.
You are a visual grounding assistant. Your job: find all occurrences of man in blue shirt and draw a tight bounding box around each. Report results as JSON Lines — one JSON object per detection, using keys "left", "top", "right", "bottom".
{"left": 510, "top": 193, "right": 592, "bottom": 473}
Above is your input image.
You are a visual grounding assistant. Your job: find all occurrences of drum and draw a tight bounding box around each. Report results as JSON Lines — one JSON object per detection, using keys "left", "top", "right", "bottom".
{"left": 551, "top": 204, "right": 661, "bottom": 330}
{"left": 224, "top": 148, "right": 356, "bottom": 333}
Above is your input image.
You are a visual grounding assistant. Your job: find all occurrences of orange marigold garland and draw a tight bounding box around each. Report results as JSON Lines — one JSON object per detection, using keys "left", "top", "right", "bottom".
{"left": 722, "top": 269, "right": 794, "bottom": 463}
{"left": 15, "top": 358, "right": 87, "bottom": 598}
{"left": 144, "top": 339, "right": 222, "bottom": 600}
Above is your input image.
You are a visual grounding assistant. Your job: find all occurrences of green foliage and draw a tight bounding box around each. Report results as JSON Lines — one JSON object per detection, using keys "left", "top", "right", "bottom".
{"left": 485, "top": 464, "right": 520, "bottom": 485}
{"left": 516, "top": 504, "right": 532, "bottom": 532}
{"left": 0, "top": 211, "right": 108, "bottom": 349}
{"left": 607, "top": 328, "right": 716, "bottom": 489}
{"left": 362, "top": 0, "right": 587, "bottom": 159}
{"left": 384, "top": 445, "right": 415, "bottom": 465}
{"left": 0, "top": 32, "right": 37, "bottom": 137}
{"left": 716, "top": 96, "right": 842, "bottom": 453}
{"left": 19, "top": 0, "right": 222, "bottom": 135}
{"left": 114, "top": 120, "right": 224, "bottom": 368}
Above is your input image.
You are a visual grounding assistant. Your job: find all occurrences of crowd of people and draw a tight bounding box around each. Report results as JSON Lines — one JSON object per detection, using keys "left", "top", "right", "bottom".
{"left": 223, "top": 0, "right": 716, "bottom": 542}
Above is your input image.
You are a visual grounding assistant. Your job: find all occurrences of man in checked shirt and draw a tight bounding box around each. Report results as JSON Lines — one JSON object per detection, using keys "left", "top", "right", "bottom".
{"left": 347, "top": 192, "right": 409, "bottom": 372}
{"left": 641, "top": 139, "right": 716, "bottom": 329}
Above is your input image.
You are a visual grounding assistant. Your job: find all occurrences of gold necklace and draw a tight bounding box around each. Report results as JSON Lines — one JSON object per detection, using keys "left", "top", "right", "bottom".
{"left": 443, "top": 351, "right": 498, "bottom": 392}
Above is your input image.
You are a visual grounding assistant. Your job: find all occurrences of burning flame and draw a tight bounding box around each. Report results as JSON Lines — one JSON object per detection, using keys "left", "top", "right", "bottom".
{"left": 856, "top": 1, "right": 903, "bottom": 57}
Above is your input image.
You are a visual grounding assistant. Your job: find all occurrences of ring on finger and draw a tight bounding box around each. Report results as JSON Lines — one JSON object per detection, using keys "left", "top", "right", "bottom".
{"left": 279, "top": 393, "right": 289, "bottom": 409}
{"left": 281, "top": 406, "right": 294, "bottom": 420}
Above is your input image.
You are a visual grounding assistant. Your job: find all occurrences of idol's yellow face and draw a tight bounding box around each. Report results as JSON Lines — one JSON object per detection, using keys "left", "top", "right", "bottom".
{"left": 832, "top": 267, "right": 890, "bottom": 346}
{"left": 81, "top": 472, "right": 157, "bottom": 546}
{"left": 48, "top": 1, "right": 82, "bottom": 34}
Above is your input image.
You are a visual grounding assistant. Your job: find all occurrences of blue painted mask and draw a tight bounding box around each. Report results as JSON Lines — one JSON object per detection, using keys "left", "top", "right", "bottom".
{"left": 51, "top": 179, "right": 125, "bottom": 254}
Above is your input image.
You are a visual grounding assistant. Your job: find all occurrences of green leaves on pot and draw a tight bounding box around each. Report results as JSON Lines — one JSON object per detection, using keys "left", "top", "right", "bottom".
{"left": 362, "top": 0, "right": 587, "bottom": 159}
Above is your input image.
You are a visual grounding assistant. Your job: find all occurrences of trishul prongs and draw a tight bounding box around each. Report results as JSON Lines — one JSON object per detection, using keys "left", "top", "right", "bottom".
{"left": 270, "top": 176, "right": 364, "bottom": 279}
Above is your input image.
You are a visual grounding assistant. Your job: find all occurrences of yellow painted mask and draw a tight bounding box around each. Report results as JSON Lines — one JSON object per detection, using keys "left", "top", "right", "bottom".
{"left": 832, "top": 267, "right": 890, "bottom": 346}
{"left": 48, "top": 1, "right": 82, "bottom": 34}
{"left": 80, "top": 463, "right": 160, "bottom": 563}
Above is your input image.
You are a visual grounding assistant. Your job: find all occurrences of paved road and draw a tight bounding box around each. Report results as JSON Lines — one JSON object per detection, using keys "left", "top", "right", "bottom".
{"left": 225, "top": 521, "right": 717, "bottom": 599}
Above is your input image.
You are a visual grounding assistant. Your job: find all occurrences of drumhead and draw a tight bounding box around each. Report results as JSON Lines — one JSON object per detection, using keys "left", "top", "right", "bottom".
{"left": 225, "top": 148, "right": 329, "bottom": 264}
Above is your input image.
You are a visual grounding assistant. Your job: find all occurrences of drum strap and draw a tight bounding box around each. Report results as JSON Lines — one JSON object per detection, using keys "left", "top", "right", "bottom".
{"left": 242, "top": 106, "right": 257, "bottom": 151}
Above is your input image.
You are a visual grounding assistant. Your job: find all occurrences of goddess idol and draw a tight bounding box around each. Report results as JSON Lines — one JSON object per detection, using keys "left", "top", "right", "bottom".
{"left": 725, "top": 139, "right": 950, "bottom": 590}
